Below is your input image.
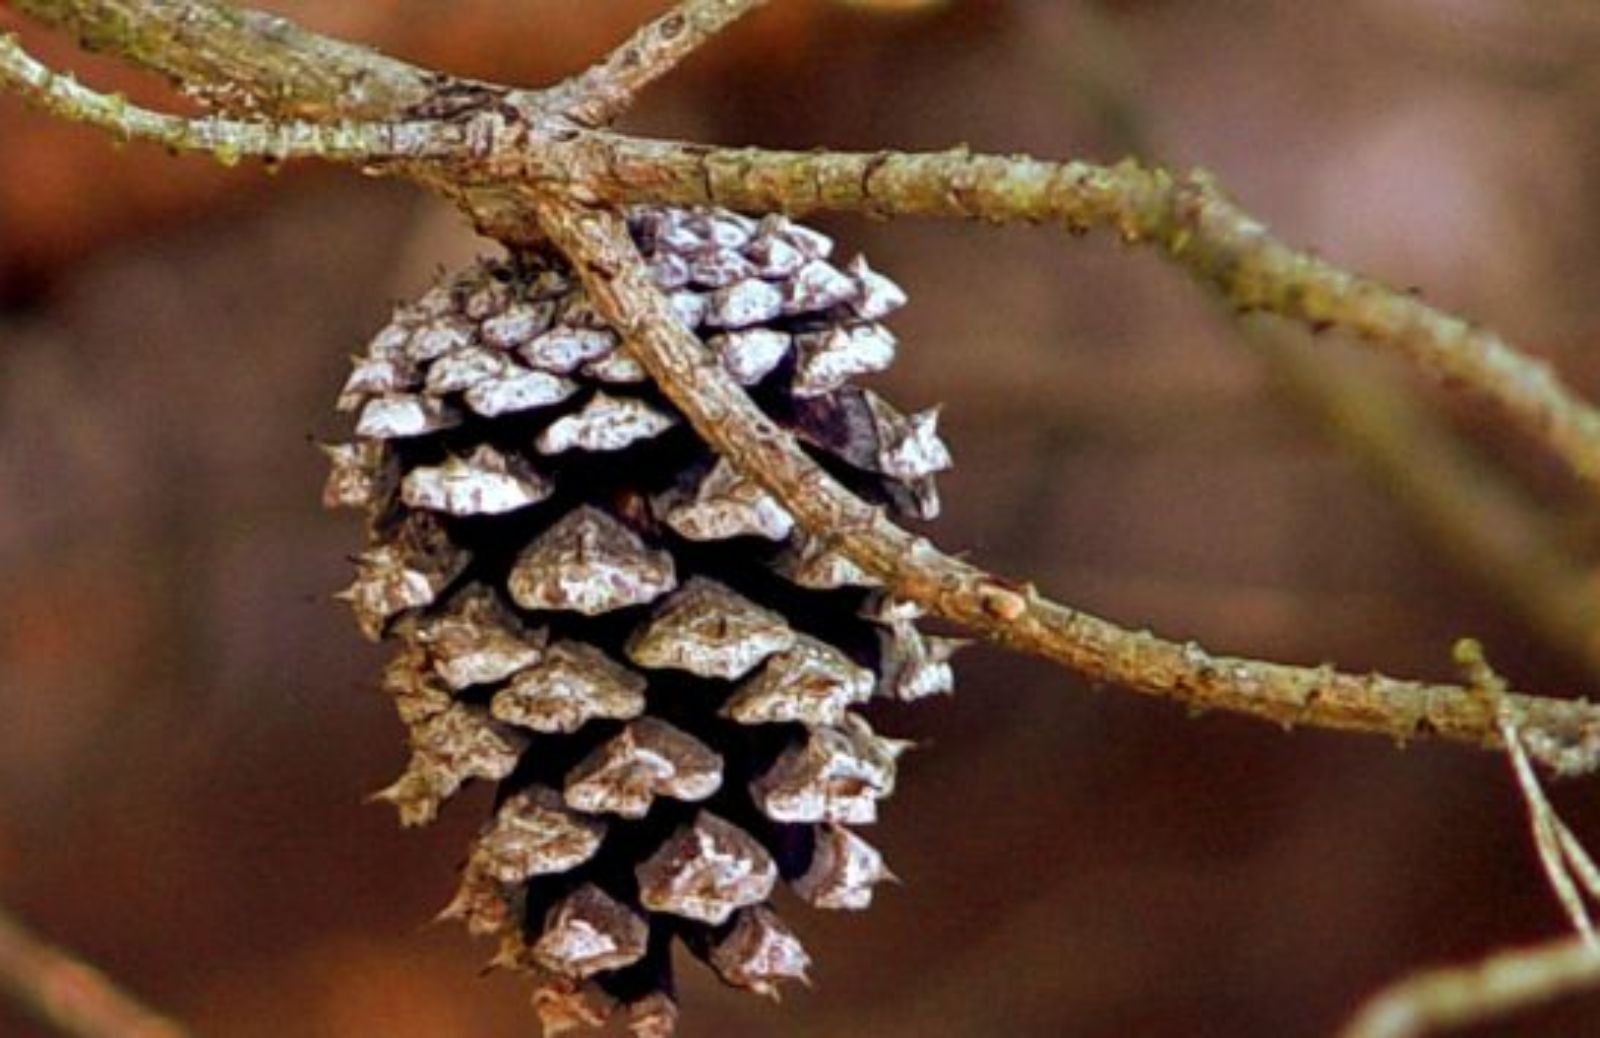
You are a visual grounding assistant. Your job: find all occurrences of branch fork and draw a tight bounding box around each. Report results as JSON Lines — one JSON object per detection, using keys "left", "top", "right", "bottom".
{"left": 7, "top": 0, "right": 1600, "bottom": 776}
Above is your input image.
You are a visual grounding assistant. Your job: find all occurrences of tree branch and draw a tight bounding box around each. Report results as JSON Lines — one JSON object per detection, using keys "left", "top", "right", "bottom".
{"left": 533, "top": 134, "right": 1600, "bottom": 495}
{"left": 0, "top": 32, "right": 461, "bottom": 163}
{"left": 6, "top": 0, "right": 437, "bottom": 120}
{"left": 540, "top": 0, "right": 772, "bottom": 127}
{"left": 1029, "top": 8, "right": 1600, "bottom": 683}
{"left": 12, "top": 1, "right": 1600, "bottom": 773}
{"left": 1340, "top": 936, "right": 1600, "bottom": 1038}
{"left": 0, "top": 904, "right": 187, "bottom": 1038}
{"left": 15, "top": 3, "right": 1600, "bottom": 496}
{"left": 1460, "top": 639, "right": 1600, "bottom": 943}
{"left": 534, "top": 196, "right": 1600, "bottom": 775}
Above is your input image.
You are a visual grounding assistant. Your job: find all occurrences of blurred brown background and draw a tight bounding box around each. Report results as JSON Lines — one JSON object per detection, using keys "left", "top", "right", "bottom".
{"left": 5, "top": 1, "right": 1600, "bottom": 1035}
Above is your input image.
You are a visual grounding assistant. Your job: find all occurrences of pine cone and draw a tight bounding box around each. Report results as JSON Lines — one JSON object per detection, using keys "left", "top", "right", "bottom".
{"left": 325, "top": 207, "right": 961, "bottom": 1033}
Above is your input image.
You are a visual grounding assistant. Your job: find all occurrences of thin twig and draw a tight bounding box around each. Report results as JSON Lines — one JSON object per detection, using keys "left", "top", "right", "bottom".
{"left": 0, "top": 905, "right": 188, "bottom": 1038}
{"left": 1557, "top": 825, "right": 1600, "bottom": 910}
{"left": 535, "top": 196, "right": 1600, "bottom": 773}
{"left": 1339, "top": 935, "right": 1600, "bottom": 1038}
{"left": 1517, "top": 745, "right": 1597, "bottom": 939}
{"left": 1458, "top": 640, "right": 1600, "bottom": 941}
{"left": 1034, "top": 4, "right": 1600, "bottom": 681}
{"left": 1345, "top": 690, "right": 1600, "bottom": 1038}
{"left": 540, "top": 0, "right": 772, "bottom": 127}
{"left": 1346, "top": 642, "right": 1600, "bottom": 1038}
{"left": 6, "top": 0, "right": 435, "bottom": 120}
{"left": 0, "top": 33, "right": 459, "bottom": 163}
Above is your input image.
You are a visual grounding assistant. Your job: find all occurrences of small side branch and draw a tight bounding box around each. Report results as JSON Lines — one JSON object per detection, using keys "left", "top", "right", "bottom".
{"left": 0, "top": 33, "right": 460, "bottom": 164}
{"left": 1337, "top": 647, "right": 1600, "bottom": 1037}
{"left": 549, "top": 136, "right": 1600, "bottom": 494}
{"left": 541, "top": 0, "right": 773, "bottom": 126}
{"left": 536, "top": 197, "right": 1600, "bottom": 775}
{"left": 0, "top": 905, "right": 188, "bottom": 1038}
{"left": 1459, "top": 639, "right": 1600, "bottom": 941}
{"left": 1340, "top": 936, "right": 1600, "bottom": 1038}
{"left": 7, "top": 0, "right": 434, "bottom": 120}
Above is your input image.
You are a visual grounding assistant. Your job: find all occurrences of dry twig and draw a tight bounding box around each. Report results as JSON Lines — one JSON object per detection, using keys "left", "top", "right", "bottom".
{"left": 6, "top": 0, "right": 435, "bottom": 119}
{"left": 0, "top": 904, "right": 187, "bottom": 1038}
{"left": 1340, "top": 935, "right": 1600, "bottom": 1038}
{"left": 1337, "top": 641, "right": 1600, "bottom": 1037}
{"left": 541, "top": 0, "right": 773, "bottom": 126}
{"left": 1030, "top": 5, "right": 1600, "bottom": 680}
{"left": 1458, "top": 640, "right": 1600, "bottom": 940}
{"left": 0, "top": 33, "right": 455, "bottom": 162}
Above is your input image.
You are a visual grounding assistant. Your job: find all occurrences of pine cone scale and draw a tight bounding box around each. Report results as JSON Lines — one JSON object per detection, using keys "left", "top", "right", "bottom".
{"left": 327, "top": 205, "right": 956, "bottom": 1034}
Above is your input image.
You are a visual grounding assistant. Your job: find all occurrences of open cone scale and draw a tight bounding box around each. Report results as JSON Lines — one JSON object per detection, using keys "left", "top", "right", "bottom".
{"left": 326, "top": 206, "right": 955, "bottom": 1033}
